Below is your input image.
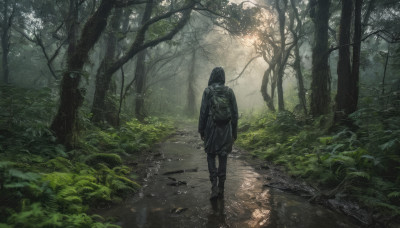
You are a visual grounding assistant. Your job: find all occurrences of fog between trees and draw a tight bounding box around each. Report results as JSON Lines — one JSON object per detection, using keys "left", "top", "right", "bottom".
{"left": 1, "top": 0, "right": 399, "bottom": 144}
{"left": 1, "top": 1, "right": 400, "bottom": 226}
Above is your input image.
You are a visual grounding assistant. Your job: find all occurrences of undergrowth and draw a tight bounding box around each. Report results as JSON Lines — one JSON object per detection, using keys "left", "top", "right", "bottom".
{"left": 237, "top": 109, "right": 400, "bottom": 221}
{"left": 0, "top": 85, "right": 173, "bottom": 227}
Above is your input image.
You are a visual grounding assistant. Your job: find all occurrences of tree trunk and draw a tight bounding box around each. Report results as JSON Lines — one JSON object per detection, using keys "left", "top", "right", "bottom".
{"left": 1, "top": 24, "right": 10, "bottom": 84}
{"left": 92, "top": 0, "right": 154, "bottom": 123}
{"left": 1, "top": 0, "right": 12, "bottom": 84}
{"left": 310, "top": 0, "right": 331, "bottom": 117}
{"left": 133, "top": 1, "right": 153, "bottom": 122}
{"left": 91, "top": 9, "right": 122, "bottom": 124}
{"left": 276, "top": 65, "right": 285, "bottom": 111}
{"left": 186, "top": 49, "right": 197, "bottom": 117}
{"left": 293, "top": 43, "right": 307, "bottom": 114}
{"left": 382, "top": 44, "right": 390, "bottom": 96}
{"left": 51, "top": 0, "right": 115, "bottom": 148}
{"left": 350, "top": 0, "right": 362, "bottom": 113}
{"left": 261, "top": 68, "right": 276, "bottom": 112}
{"left": 117, "top": 66, "right": 125, "bottom": 126}
{"left": 66, "top": 0, "right": 79, "bottom": 59}
{"left": 289, "top": 0, "right": 307, "bottom": 114}
{"left": 275, "top": 0, "right": 288, "bottom": 111}
{"left": 134, "top": 50, "right": 147, "bottom": 121}
{"left": 334, "top": 0, "right": 353, "bottom": 122}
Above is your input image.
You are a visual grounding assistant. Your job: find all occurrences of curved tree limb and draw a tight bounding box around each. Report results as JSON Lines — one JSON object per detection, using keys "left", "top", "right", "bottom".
{"left": 228, "top": 55, "right": 261, "bottom": 83}
{"left": 105, "top": 1, "right": 195, "bottom": 76}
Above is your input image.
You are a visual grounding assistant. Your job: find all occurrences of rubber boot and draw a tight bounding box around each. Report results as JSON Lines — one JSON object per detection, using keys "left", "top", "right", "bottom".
{"left": 210, "top": 180, "right": 219, "bottom": 200}
{"left": 218, "top": 181, "right": 224, "bottom": 198}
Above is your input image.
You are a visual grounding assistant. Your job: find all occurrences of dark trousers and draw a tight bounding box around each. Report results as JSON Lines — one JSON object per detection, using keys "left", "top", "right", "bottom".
{"left": 207, "top": 153, "right": 227, "bottom": 184}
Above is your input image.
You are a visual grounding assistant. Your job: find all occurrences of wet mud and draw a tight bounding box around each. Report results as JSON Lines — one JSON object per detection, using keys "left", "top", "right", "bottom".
{"left": 96, "top": 125, "right": 361, "bottom": 228}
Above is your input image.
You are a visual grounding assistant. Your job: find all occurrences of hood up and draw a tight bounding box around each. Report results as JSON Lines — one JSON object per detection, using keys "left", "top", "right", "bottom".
{"left": 208, "top": 67, "right": 225, "bottom": 86}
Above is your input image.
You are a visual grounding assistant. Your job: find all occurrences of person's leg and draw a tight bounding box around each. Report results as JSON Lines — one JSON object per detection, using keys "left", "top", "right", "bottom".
{"left": 207, "top": 153, "right": 219, "bottom": 199}
{"left": 217, "top": 154, "right": 227, "bottom": 197}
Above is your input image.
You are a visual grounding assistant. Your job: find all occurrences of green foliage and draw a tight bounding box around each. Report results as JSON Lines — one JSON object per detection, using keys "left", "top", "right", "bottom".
{"left": 85, "top": 153, "right": 122, "bottom": 168}
{"left": 45, "top": 157, "right": 73, "bottom": 172}
{"left": 0, "top": 86, "right": 66, "bottom": 162}
{"left": 238, "top": 109, "right": 400, "bottom": 218}
{"left": 5, "top": 203, "right": 118, "bottom": 228}
{"left": 0, "top": 86, "right": 173, "bottom": 227}
{"left": 84, "top": 117, "right": 173, "bottom": 154}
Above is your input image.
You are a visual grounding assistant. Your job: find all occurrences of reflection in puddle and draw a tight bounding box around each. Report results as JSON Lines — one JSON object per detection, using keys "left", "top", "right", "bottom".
{"left": 207, "top": 199, "right": 227, "bottom": 228}
{"left": 248, "top": 208, "right": 271, "bottom": 227}
{"left": 236, "top": 169, "right": 272, "bottom": 228}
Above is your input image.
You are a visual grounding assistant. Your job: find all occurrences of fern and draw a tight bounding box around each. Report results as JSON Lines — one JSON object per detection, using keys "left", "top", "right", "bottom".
{"left": 239, "top": 108, "right": 400, "bottom": 218}
{"left": 43, "top": 172, "right": 75, "bottom": 191}
{"left": 0, "top": 86, "right": 173, "bottom": 227}
{"left": 347, "top": 171, "right": 370, "bottom": 180}
{"left": 388, "top": 191, "right": 400, "bottom": 199}
{"left": 87, "top": 186, "right": 112, "bottom": 202}
{"left": 84, "top": 153, "right": 122, "bottom": 168}
{"left": 45, "top": 157, "right": 73, "bottom": 172}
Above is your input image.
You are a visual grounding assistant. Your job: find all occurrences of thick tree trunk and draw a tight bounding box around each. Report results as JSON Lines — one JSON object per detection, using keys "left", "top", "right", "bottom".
{"left": 310, "top": 0, "right": 331, "bottom": 117}
{"left": 51, "top": 0, "right": 115, "bottom": 148}
{"left": 1, "top": 0, "right": 12, "bottom": 84}
{"left": 186, "top": 49, "right": 196, "bottom": 117}
{"left": 133, "top": 1, "right": 153, "bottom": 122}
{"left": 293, "top": 43, "right": 307, "bottom": 114}
{"left": 350, "top": 0, "right": 362, "bottom": 113}
{"left": 334, "top": 0, "right": 353, "bottom": 122}
{"left": 66, "top": 0, "right": 79, "bottom": 59}
{"left": 134, "top": 50, "right": 147, "bottom": 121}
{"left": 91, "top": 9, "right": 122, "bottom": 124}
{"left": 289, "top": 0, "right": 307, "bottom": 114}
{"left": 275, "top": 0, "right": 288, "bottom": 111}
{"left": 1, "top": 27, "right": 10, "bottom": 84}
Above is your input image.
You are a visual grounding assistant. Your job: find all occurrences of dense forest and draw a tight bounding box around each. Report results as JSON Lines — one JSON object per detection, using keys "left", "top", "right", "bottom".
{"left": 0, "top": 0, "right": 399, "bottom": 227}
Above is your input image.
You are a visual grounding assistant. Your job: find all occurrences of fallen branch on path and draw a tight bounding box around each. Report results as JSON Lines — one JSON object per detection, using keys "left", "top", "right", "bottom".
{"left": 163, "top": 168, "right": 198, "bottom": 175}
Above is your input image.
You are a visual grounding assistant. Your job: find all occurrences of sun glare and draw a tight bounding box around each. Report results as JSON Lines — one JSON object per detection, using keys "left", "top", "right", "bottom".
{"left": 241, "top": 34, "right": 260, "bottom": 47}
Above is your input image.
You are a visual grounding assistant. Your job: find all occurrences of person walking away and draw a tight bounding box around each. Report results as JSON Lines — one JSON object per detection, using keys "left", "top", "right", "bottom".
{"left": 198, "top": 67, "right": 238, "bottom": 200}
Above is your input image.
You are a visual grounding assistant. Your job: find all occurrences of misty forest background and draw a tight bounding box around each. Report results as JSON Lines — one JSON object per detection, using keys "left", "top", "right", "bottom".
{"left": 0, "top": 0, "right": 399, "bottom": 227}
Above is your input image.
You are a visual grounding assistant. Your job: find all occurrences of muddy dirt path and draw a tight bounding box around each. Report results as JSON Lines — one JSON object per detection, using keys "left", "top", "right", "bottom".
{"left": 98, "top": 124, "right": 360, "bottom": 228}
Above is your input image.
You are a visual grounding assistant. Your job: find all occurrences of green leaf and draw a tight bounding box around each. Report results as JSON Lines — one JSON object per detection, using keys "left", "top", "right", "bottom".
{"left": 388, "top": 191, "right": 400, "bottom": 199}
{"left": 348, "top": 171, "right": 370, "bottom": 180}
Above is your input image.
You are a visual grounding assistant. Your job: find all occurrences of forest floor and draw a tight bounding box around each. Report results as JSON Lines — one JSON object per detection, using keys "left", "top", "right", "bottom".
{"left": 94, "top": 123, "right": 363, "bottom": 228}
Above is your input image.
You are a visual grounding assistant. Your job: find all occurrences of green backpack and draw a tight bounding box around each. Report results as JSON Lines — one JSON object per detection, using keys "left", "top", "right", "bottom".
{"left": 209, "top": 85, "right": 232, "bottom": 125}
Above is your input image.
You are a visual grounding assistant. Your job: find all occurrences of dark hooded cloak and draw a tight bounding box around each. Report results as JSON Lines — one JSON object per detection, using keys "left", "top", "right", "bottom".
{"left": 198, "top": 67, "right": 238, "bottom": 155}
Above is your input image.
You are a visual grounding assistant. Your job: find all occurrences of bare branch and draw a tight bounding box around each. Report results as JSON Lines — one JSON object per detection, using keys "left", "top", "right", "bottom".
{"left": 13, "top": 27, "right": 60, "bottom": 79}
{"left": 52, "top": 22, "right": 65, "bottom": 40}
{"left": 13, "top": 27, "right": 36, "bottom": 42}
{"left": 192, "top": 7, "right": 229, "bottom": 19}
{"left": 106, "top": 1, "right": 195, "bottom": 75}
{"left": 328, "top": 29, "right": 398, "bottom": 54}
{"left": 49, "top": 39, "right": 67, "bottom": 64}
{"left": 115, "top": 0, "right": 149, "bottom": 7}
{"left": 228, "top": 55, "right": 261, "bottom": 83}
{"left": 34, "top": 33, "right": 59, "bottom": 80}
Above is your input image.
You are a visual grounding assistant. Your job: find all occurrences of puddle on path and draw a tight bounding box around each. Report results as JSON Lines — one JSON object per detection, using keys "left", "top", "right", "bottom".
{"left": 97, "top": 127, "right": 360, "bottom": 228}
